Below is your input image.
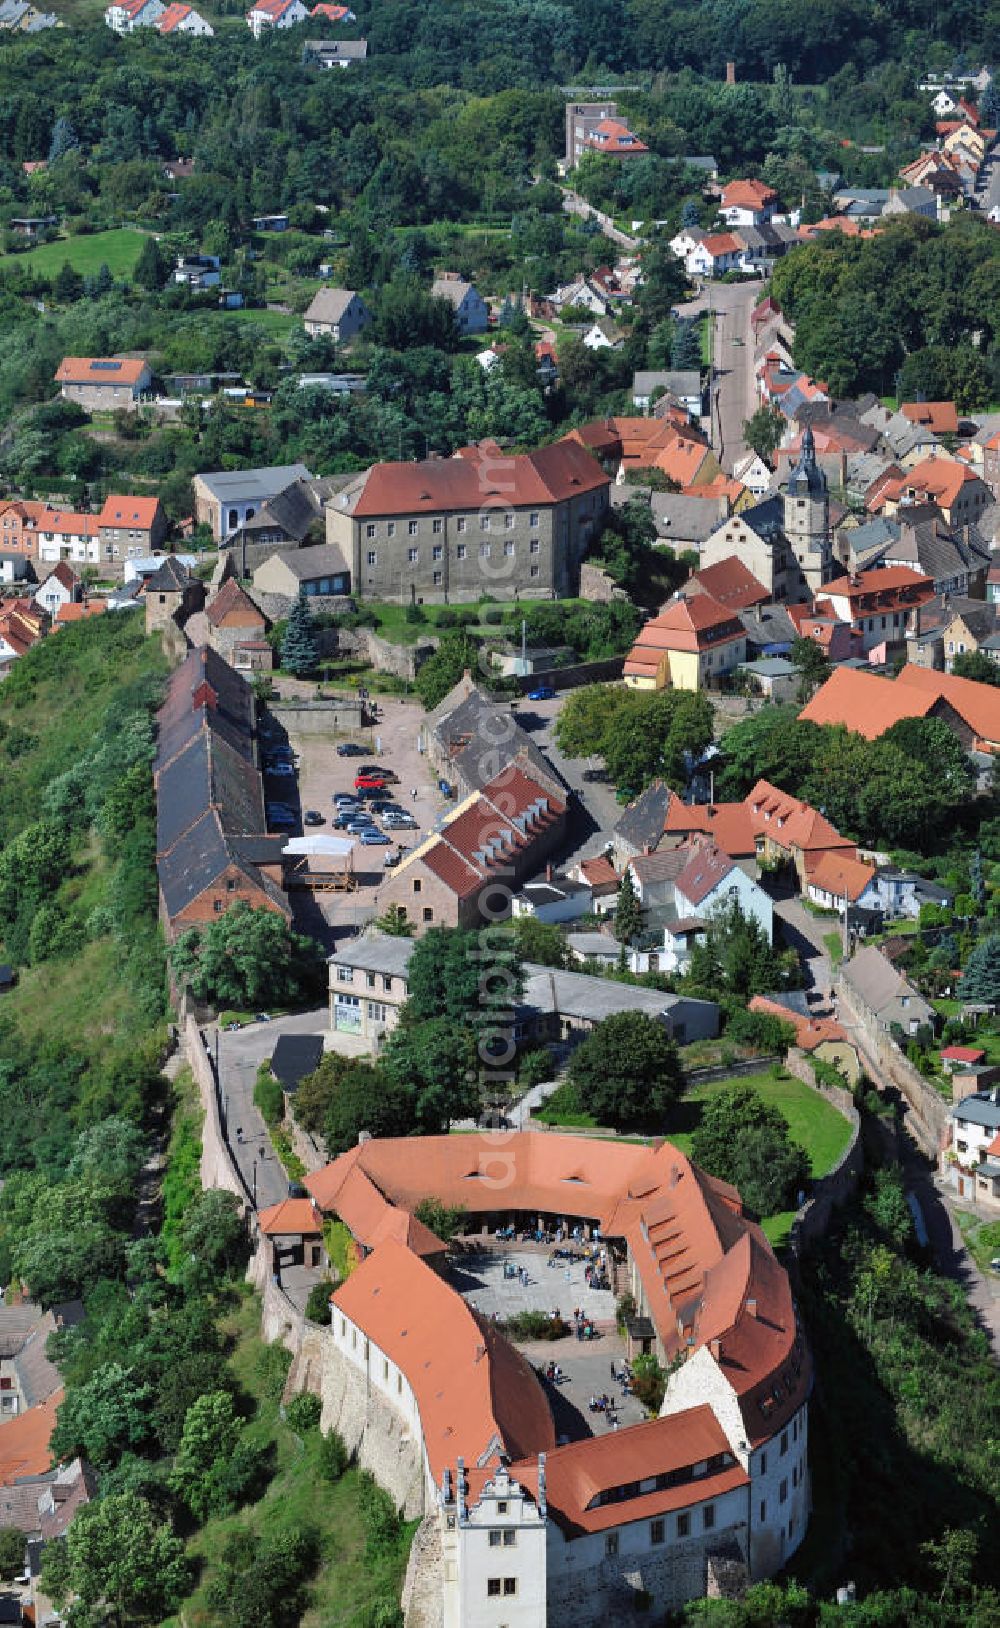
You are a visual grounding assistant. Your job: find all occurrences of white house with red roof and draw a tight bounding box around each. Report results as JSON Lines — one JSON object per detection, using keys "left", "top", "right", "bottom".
{"left": 246, "top": 0, "right": 308, "bottom": 34}
{"left": 105, "top": 0, "right": 163, "bottom": 30}
{"left": 583, "top": 118, "right": 648, "bottom": 158}
{"left": 156, "top": 3, "right": 214, "bottom": 33}
{"left": 623, "top": 594, "right": 747, "bottom": 691}
{"left": 719, "top": 179, "right": 778, "bottom": 227}
{"left": 673, "top": 839, "right": 774, "bottom": 942}
{"left": 684, "top": 232, "right": 744, "bottom": 279}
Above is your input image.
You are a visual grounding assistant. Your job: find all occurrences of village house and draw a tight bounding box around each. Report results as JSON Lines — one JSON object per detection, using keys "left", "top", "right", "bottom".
{"left": 623, "top": 593, "right": 747, "bottom": 691}
{"left": 430, "top": 273, "right": 489, "bottom": 335}
{"left": 246, "top": 0, "right": 308, "bottom": 34}
{"left": 252, "top": 543, "right": 350, "bottom": 600}
{"left": 143, "top": 555, "right": 205, "bottom": 637}
{"left": 672, "top": 840, "right": 774, "bottom": 941}
{"left": 0, "top": 554, "right": 30, "bottom": 586}
{"left": 818, "top": 565, "right": 935, "bottom": 656}
{"left": 97, "top": 494, "right": 168, "bottom": 563}
{"left": 839, "top": 942, "right": 936, "bottom": 1039}
{"left": 155, "top": 2, "right": 214, "bottom": 32}
{"left": 326, "top": 439, "right": 610, "bottom": 604}
{"left": 55, "top": 355, "right": 153, "bottom": 412}
{"left": 874, "top": 456, "right": 994, "bottom": 530}
{"left": 746, "top": 779, "right": 855, "bottom": 889}
{"left": 805, "top": 851, "right": 880, "bottom": 916}
{"left": 33, "top": 561, "right": 81, "bottom": 617}
{"left": 104, "top": 0, "right": 163, "bottom": 29}
{"left": 374, "top": 765, "right": 567, "bottom": 933}
{"left": 719, "top": 179, "right": 778, "bottom": 227}
{"left": 174, "top": 253, "right": 221, "bottom": 290}
{"left": 564, "top": 100, "right": 647, "bottom": 167}
{"left": 304, "top": 36, "right": 367, "bottom": 66}
{"left": 421, "top": 672, "right": 565, "bottom": 801}
{"left": 685, "top": 232, "right": 744, "bottom": 279}
{"left": 328, "top": 928, "right": 416, "bottom": 1042}
{"left": 0, "top": 601, "right": 46, "bottom": 675}
{"left": 749, "top": 995, "right": 861, "bottom": 1084}
{"left": 302, "top": 287, "right": 371, "bottom": 342}
{"left": 206, "top": 577, "right": 272, "bottom": 672}
{"left": 632, "top": 371, "right": 703, "bottom": 418}
{"left": 942, "top": 1089, "right": 1000, "bottom": 1209}
{"left": 193, "top": 463, "right": 314, "bottom": 540}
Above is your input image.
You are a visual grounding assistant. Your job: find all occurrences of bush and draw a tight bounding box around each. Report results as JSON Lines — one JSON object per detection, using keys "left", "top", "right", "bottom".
{"left": 304, "top": 1279, "right": 334, "bottom": 1325}
{"left": 357, "top": 1471, "right": 402, "bottom": 1562}
{"left": 253, "top": 1062, "right": 285, "bottom": 1128}
{"left": 318, "top": 1427, "right": 349, "bottom": 1483}
{"left": 255, "top": 1341, "right": 293, "bottom": 1403}
{"left": 503, "top": 1310, "right": 569, "bottom": 1341}
{"left": 285, "top": 1392, "right": 322, "bottom": 1434}
{"left": 631, "top": 1354, "right": 666, "bottom": 1413}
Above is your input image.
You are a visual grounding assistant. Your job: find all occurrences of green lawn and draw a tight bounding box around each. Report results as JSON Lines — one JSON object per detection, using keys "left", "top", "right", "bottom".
{"left": 167, "top": 1294, "right": 414, "bottom": 1628}
{"left": 0, "top": 227, "right": 150, "bottom": 280}
{"left": 824, "top": 930, "right": 844, "bottom": 965}
{"left": 955, "top": 1210, "right": 1000, "bottom": 1275}
{"left": 223, "top": 307, "right": 302, "bottom": 336}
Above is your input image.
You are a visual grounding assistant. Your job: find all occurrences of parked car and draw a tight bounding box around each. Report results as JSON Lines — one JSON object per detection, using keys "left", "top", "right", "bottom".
{"left": 360, "top": 829, "right": 391, "bottom": 845}
{"left": 255, "top": 1012, "right": 271, "bottom": 1023}
{"left": 347, "top": 818, "right": 377, "bottom": 835}
{"left": 303, "top": 810, "right": 325, "bottom": 826}
{"left": 383, "top": 813, "right": 417, "bottom": 829}
{"left": 267, "top": 809, "right": 296, "bottom": 828}
{"left": 355, "top": 773, "right": 387, "bottom": 790}
{"left": 336, "top": 742, "right": 367, "bottom": 757}
{"left": 267, "top": 762, "right": 296, "bottom": 778}
{"left": 333, "top": 793, "right": 359, "bottom": 807}
{"left": 527, "top": 685, "right": 556, "bottom": 701}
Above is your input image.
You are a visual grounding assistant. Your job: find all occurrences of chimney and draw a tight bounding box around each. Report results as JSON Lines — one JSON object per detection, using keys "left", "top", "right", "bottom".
{"left": 538, "top": 1452, "right": 547, "bottom": 1519}
{"left": 710, "top": 1337, "right": 721, "bottom": 1360}
{"left": 746, "top": 1297, "right": 758, "bottom": 1318}
{"left": 546, "top": 863, "right": 553, "bottom": 882}
{"left": 725, "top": 60, "right": 736, "bottom": 84}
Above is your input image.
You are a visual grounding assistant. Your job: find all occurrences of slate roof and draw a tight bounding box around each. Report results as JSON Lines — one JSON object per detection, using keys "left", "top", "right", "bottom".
{"left": 144, "top": 556, "right": 191, "bottom": 593}
{"left": 265, "top": 543, "right": 348, "bottom": 582}
{"left": 270, "top": 1034, "right": 325, "bottom": 1091}
{"left": 328, "top": 929, "right": 417, "bottom": 980}
{"left": 428, "top": 677, "right": 564, "bottom": 797}
{"left": 613, "top": 779, "right": 672, "bottom": 857}
{"left": 196, "top": 464, "right": 313, "bottom": 502}
{"left": 303, "top": 287, "right": 361, "bottom": 326}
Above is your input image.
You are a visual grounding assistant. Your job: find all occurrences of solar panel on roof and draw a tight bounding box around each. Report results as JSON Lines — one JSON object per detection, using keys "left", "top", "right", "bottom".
{"left": 91, "top": 361, "right": 123, "bottom": 372}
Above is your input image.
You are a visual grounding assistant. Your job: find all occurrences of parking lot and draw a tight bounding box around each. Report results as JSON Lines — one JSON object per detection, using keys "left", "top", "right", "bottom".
{"left": 263, "top": 692, "right": 456, "bottom": 944}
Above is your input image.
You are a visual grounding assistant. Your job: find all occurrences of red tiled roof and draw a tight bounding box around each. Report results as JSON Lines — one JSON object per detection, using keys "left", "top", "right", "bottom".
{"left": 585, "top": 119, "right": 649, "bottom": 155}
{"left": 798, "top": 665, "right": 935, "bottom": 738}
{"left": 258, "top": 1197, "right": 322, "bottom": 1235}
{"left": 97, "top": 494, "right": 162, "bottom": 529}
{"left": 157, "top": 2, "right": 193, "bottom": 29}
{"left": 331, "top": 1240, "right": 556, "bottom": 1481}
{"left": 900, "top": 401, "right": 959, "bottom": 435}
{"left": 663, "top": 798, "right": 756, "bottom": 858}
{"left": 0, "top": 1390, "right": 61, "bottom": 1486}
{"left": 807, "top": 849, "right": 876, "bottom": 902}
{"left": 875, "top": 455, "right": 986, "bottom": 512}
{"left": 578, "top": 854, "right": 618, "bottom": 892}
{"left": 674, "top": 842, "right": 738, "bottom": 906}
{"left": 351, "top": 440, "right": 608, "bottom": 519}
{"left": 54, "top": 356, "right": 149, "bottom": 386}
{"left": 824, "top": 565, "right": 934, "bottom": 612}
{"left": 525, "top": 1407, "right": 746, "bottom": 1536}
{"left": 941, "top": 1045, "right": 986, "bottom": 1064}
{"left": 625, "top": 595, "right": 744, "bottom": 664}
{"left": 896, "top": 664, "right": 1000, "bottom": 750}
{"left": 749, "top": 995, "right": 852, "bottom": 1055}
{"left": 746, "top": 778, "right": 853, "bottom": 855}
{"left": 721, "top": 179, "right": 777, "bottom": 209}
{"left": 687, "top": 557, "right": 769, "bottom": 611}
{"left": 206, "top": 578, "right": 266, "bottom": 628}
{"left": 700, "top": 232, "right": 744, "bottom": 258}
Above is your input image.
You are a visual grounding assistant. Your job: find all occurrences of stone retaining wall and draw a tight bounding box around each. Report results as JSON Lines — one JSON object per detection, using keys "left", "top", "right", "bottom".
{"left": 320, "top": 1337, "right": 428, "bottom": 1520}
{"left": 835, "top": 978, "right": 949, "bottom": 1158}
{"left": 784, "top": 1048, "right": 864, "bottom": 1258}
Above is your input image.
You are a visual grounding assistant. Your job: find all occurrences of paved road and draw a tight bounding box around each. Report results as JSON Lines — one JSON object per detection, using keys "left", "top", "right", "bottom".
{"left": 212, "top": 1008, "right": 331, "bottom": 1211}
{"left": 771, "top": 894, "right": 835, "bottom": 1009}
{"left": 913, "top": 1160, "right": 1000, "bottom": 1353}
{"left": 682, "top": 282, "right": 759, "bottom": 473}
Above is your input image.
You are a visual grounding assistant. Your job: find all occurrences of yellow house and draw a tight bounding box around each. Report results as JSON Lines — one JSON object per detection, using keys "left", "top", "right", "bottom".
{"left": 623, "top": 593, "right": 747, "bottom": 691}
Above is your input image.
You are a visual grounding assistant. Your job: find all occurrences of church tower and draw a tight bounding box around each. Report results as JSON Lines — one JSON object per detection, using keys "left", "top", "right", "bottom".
{"left": 783, "top": 424, "right": 831, "bottom": 592}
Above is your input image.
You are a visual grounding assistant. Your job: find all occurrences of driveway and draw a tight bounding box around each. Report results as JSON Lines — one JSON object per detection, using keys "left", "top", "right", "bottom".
{"left": 771, "top": 893, "right": 835, "bottom": 1008}
{"left": 512, "top": 693, "right": 623, "bottom": 866}
{"left": 682, "top": 281, "right": 759, "bottom": 472}
{"left": 212, "top": 1008, "right": 331, "bottom": 1211}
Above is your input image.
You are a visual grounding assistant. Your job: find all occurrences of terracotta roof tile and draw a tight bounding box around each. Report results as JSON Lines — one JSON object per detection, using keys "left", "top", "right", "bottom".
{"left": 807, "top": 849, "right": 875, "bottom": 901}
{"left": 687, "top": 558, "right": 769, "bottom": 610}
{"left": 663, "top": 799, "right": 756, "bottom": 857}
{"left": 349, "top": 441, "right": 608, "bottom": 519}
{"left": 54, "top": 357, "right": 149, "bottom": 387}
{"left": 746, "top": 779, "right": 852, "bottom": 854}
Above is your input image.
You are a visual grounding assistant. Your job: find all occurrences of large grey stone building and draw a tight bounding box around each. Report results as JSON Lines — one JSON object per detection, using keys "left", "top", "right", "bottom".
{"left": 324, "top": 440, "right": 611, "bottom": 604}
